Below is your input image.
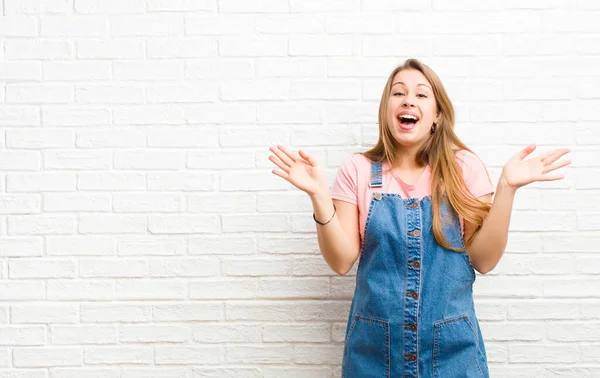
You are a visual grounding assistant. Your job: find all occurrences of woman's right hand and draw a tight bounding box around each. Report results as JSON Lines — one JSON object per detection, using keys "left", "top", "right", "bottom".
{"left": 268, "top": 145, "right": 329, "bottom": 197}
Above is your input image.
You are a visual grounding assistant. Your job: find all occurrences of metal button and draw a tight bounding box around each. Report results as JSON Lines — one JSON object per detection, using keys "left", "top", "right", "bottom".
{"left": 374, "top": 192, "right": 382, "bottom": 200}
{"left": 409, "top": 202, "right": 419, "bottom": 208}
{"left": 409, "top": 229, "right": 421, "bottom": 237}
{"left": 410, "top": 261, "right": 421, "bottom": 269}
{"left": 406, "top": 291, "right": 418, "bottom": 299}
{"left": 404, "top": 354, "right": 417, "bottom": 361}
{"left": 404, "top": 324, "right": 417, "bottom": 331}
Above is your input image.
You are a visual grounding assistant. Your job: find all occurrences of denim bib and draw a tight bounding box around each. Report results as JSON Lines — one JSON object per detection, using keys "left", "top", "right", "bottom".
{"left": 342, "top": 160, "right": 489, "bottom": 378}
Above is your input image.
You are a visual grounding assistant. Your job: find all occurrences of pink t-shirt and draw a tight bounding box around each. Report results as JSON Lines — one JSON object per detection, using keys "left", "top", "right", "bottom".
{"left": 330, "top": 149, "right": 495, "bottom": 243}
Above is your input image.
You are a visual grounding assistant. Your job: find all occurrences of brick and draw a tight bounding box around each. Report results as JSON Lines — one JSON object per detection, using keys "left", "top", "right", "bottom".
{"left": 120, "top": 325, "right": 190, "bottom": 343}
{"left": 42, "top": 107, "right": 110, "bottom": 126}
{"left": 76, "top": 85, "right": 144, "bottom": 104}
{"left": 219, "top": 37, "right": 287, "bottom": 57}
{"left": 5, "top": 0, "right": 72, "bottom": 15}
{"left": 75, "top": 0, "right": 145, "bottom": 14}
{"left": 0, "top": 16, "right": 38, "bottom": 37}
{"left": 147, "top": 38, "right": 217, "bottom": 58}
{"left": 40, "top": 16, "right": 108, "bottom": 37}
{"left": 79, "top": 259, "right": 147, "bottom": 278}
{"left": 152, "top": 303, "right": 223, "bottom": 322}
{"left": 13, "top": 347, "right": 82, "bottom": 368}
{"left": 6, "top": 129, "right": 73, "bottom": 149}
{"left": 155, "top": 346, "right": 223, "bottom": 364}
{"left": 148, "top": 0, "right": 216, "bottom": 12}
{"left": 78, "top": 215, "right": 146, "bottom": 234}
{"left": 115, "top": 279, "right": 186, "bottom": 300}
{"left": 9, "top": 259, "right": 75, "bottom": 279}
{"left": 0, "top": 238, "right": 42, "bottom": 257}
{"left": 43, "top": 193, "right": 110, "bottom": 212}
{"left": 149, "top": 258, "right": 219, "bottom": 277}
{"left": 0, "top": 326, "right": 45, "bottom": 346}
{"left": 110, "top": 15, "right": 183, "bottom": 37}
{"left": 76, "top": 40, "right": 144, "bottom": 59}
{"left": 8, "top": 215, "right": 75, "bottom": 235}
{"left": 0, "top": 195, "right": 41, "bottom": 214}
{"left": 81, "top": 304, "right": 151, "bottom": 323}
{"left": 0, "top": 62, "right": 41, "bottom": 81}
{"left": 5, "top": 40, "right": 72, "bottom": 60}
{"left": 50, "top": 325, "right": 118, "bottom": 345}
{"left": 148, "top": 126, "right": 218, "bottom": 148}
{"left": 47, "top": 280, "right": 114, "bottom": 300}
{"left": 11, "top": 304, "right": 79, "bottom": 324}
{"left": 44, "top": 150, "right": 111, "bottom": 170}
{"left": 186, "top": 15, "right": 253, "bottom": 36}
{"left": 83, "top": 346, "right": 153, "bottom": 364}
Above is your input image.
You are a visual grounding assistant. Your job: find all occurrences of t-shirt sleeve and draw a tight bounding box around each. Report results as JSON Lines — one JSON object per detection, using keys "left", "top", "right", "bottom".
{"left": 457, "top": 150, "right": 495, "bottom": 198}
{"left": 330, "top": 154, "right": 359, "bottom": 205}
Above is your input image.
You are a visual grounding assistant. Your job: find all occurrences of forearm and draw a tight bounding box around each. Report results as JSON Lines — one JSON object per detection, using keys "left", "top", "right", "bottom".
{"left": 468, "top": 180, "right": 517, "bottom": 274}
{"left": 310, "top": 190, "right": 358, "bottom": 275}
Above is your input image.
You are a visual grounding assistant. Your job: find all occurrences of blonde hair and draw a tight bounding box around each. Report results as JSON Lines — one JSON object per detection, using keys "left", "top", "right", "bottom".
{"left": 361, "top": 59, "right": 491, "bottom": 251}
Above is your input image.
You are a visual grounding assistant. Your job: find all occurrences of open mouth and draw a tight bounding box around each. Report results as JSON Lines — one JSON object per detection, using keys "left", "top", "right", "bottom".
{"left": 397, "top": 114, "right": 419, "bottom": 127}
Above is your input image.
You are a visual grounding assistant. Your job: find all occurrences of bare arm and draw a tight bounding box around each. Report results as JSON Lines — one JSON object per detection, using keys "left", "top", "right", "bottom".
{"left": 268, "top": 145, "right": 360, "bottom": 275}
{"left": 464, "top": 144, "right": 571, "bottom": 274}
{"left": 464, "top": 189, "right": 511, "bottom": 274}
{"left": 310, "top": 190, "right": 360, "bottom": 275}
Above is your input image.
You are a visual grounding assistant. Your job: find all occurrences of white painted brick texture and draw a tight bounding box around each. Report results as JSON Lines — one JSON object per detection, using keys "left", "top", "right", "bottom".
{"left": 0, "top": 0, "right": 599, "bottom": 377}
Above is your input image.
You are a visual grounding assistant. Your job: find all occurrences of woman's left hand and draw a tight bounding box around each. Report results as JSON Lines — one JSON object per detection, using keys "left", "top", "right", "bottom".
{"left": 500, "top": 144, "right": 572, "bottom": 191}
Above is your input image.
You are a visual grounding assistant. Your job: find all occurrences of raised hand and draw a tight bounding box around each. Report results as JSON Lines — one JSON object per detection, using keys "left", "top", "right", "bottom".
{"left": 500, "top": 144, "right": 572, "bottom": 190}
{"left": 268, "top": 145, "right": 329, "bottom": 196}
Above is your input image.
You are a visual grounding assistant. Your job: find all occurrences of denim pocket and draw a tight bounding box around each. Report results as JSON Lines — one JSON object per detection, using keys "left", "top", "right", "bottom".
{"left": 342, "top": 314, "right": 390, "bottom": 378}
{"left": 432, "top": 314, "right": 485, "bottom": 378}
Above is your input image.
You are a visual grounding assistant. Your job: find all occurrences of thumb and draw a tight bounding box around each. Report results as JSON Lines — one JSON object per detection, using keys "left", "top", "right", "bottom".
{"left": 298, "top": 150, "right": 317, "bottom": 166}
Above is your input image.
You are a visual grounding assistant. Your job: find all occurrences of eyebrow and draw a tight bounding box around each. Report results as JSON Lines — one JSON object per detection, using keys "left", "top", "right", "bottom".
{"left": 392, "top": 81, "right": 432, "bottom": 91}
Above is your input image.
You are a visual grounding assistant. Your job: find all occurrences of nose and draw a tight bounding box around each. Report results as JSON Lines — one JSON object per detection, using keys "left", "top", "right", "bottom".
{"left": 402, "top": 97, "right": 415, "bottom": 107}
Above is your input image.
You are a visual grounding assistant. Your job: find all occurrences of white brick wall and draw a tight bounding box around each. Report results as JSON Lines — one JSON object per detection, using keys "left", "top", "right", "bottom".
{"left": 0, "top": 0, "right": 599, "bottom": 377}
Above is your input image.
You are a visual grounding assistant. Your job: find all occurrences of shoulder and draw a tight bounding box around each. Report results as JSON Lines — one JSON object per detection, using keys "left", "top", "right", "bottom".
{"left": 454, "top": 149, "right": 487, "bottom": 174}
{"left": 453, "top": 148, "right": 494, "bottom": 197}
{"left": 454, "top": 149, "right": 484, "bottom": 167}
{"left": 338, "top": 152, "right": 373, "bottom": 172}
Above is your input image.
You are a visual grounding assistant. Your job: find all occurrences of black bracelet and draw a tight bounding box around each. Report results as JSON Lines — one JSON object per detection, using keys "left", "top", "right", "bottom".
{"left": 313, "top": 204, "right": 336, "bottom": 226}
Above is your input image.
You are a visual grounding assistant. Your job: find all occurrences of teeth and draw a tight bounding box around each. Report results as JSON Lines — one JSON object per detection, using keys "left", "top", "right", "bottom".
{"left": 399, "top": 115, "right": 418, "bottom": 121}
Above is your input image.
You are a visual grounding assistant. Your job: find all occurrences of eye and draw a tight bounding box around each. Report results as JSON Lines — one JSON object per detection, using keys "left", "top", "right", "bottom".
{"left": 393, "top": 92, "right": 404, "bottom": 96}
{"left": 417, "top": 94, "right": 427, "bottom": 98}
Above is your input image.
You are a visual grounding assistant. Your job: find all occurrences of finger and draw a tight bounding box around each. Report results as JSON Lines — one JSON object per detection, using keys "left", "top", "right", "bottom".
{"left": 542, "top": 158, "right": 571, "bottom": 174}
{"left": 513, "top": 144, "right": 536, "bottom": 161}
{"left": 269, "top": 145, "right": 295, "bottom": 166}
{"left": 271, "top": 168, "right": 289, "bottom": 180}
{"left": 269, "top": 155, "right": 290, "bottom": 174}
{"left": 539, "top": 148, "right": 571, "bottom": 165}
{"left": 537, "top": 174, "right": 565, "bottom": 182}
{"left": 277, "top": 145, "right": 299, "bottom": 164}
{"left": 298, "top": 149, "right": 316, "bottom": 167}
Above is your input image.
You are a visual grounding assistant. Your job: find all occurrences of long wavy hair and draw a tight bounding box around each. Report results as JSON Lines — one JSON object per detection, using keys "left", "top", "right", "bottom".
{"left": 361, "top": 59, "right": 491, "bottom": 251}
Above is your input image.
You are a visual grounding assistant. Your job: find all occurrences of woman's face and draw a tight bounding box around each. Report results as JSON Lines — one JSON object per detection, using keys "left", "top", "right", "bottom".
{"left": 386, "top": 69, "right": 439, "bottom": 149}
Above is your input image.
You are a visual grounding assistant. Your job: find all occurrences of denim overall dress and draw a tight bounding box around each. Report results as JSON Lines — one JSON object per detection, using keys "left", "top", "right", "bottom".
{"left": 341, "top": 160, "right": 489, "bottom": 378}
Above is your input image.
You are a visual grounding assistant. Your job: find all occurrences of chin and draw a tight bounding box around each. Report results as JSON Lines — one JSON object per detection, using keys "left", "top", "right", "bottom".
{"left": 391, "top": 131, "right": 429, "bottom": 148}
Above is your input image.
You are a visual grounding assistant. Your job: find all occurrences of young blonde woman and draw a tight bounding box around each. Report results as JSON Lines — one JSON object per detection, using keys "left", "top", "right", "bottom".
{"left": 268, "top": 59, "right": 571, "bottom": 377}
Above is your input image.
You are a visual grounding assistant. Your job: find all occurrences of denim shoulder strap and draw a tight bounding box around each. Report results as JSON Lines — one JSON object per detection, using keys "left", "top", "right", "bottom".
{"left": 368, "top": 161, "right": 383, "bottom": 188}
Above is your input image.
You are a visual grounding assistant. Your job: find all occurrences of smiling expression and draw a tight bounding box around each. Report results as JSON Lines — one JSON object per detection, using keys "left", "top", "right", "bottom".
{"left": 386, "top": 69, "right": 439, "bottom": 148}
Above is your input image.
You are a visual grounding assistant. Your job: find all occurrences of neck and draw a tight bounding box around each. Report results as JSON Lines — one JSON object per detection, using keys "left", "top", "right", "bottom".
{"left": 392, "top": 144, "right": 423, "bottom": 170}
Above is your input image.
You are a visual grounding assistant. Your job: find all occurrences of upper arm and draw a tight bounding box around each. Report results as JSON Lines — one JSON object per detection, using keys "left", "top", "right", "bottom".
{"left": 457, "top": 150, "right": 495, "bottom": 245}
{"left": 330, "top": 154, "right": 363, "bottom": 274}
{"left": 333, "top": 199, "right": 361, "bottom": 272}
{"left": 463, "top": 193, "right": 492, "bottom": 244}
